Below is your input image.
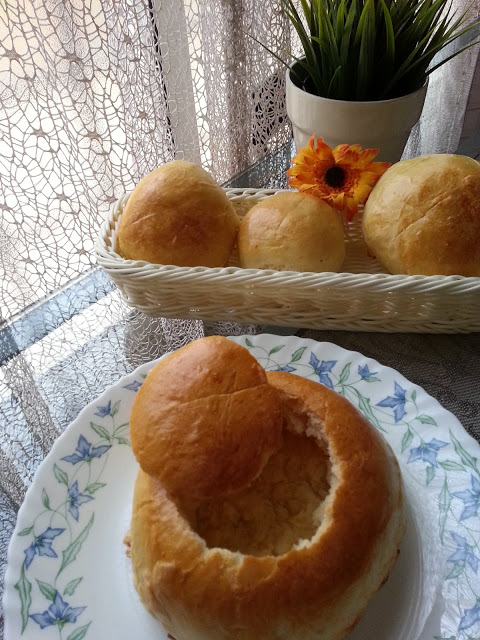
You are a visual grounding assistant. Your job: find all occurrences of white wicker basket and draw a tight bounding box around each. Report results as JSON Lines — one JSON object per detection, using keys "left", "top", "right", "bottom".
{"left": 95, "top": 188, "right": 480, "bottom": 333}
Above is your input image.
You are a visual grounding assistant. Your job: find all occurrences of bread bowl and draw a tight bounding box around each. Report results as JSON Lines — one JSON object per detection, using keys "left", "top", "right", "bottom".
{"left": 127, "top": 336, "right": 405, "bottom": 640}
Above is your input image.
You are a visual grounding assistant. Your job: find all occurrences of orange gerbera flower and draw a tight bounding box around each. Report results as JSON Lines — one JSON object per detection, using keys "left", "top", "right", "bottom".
{"left": 287, "top": 135, "right": 391, "bottom": 220}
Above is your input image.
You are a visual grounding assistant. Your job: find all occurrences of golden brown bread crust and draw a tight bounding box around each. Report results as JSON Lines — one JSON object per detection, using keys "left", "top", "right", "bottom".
{"left": 238, "top": 192, "right": 345, "bottom": 272}
{"left": 116, "top": 160, "right": 239, "bottom": 267}
{"left": 129, "top": 336, "right": 284, "bottom": 499}
{"left": 128, "top": 339, "right": 405, "bottom": 640}
{"left": 362, "top": 154, "right": 480, "bottom": 276}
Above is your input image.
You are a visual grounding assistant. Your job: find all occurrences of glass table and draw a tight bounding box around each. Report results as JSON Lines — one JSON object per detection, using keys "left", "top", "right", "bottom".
{"left": 1, "top": 143, "right": 480, "bottom": 637}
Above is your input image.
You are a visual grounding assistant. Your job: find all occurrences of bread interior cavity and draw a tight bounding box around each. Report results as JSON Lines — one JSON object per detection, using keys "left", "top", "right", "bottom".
{"left": 180, "top": 403, "right": 332, "bottom": 557}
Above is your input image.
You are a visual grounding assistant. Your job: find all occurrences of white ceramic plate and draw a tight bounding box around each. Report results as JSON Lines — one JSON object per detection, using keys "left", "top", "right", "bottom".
{"left": 4, "top": 334, "right": 480, "bottom": 640}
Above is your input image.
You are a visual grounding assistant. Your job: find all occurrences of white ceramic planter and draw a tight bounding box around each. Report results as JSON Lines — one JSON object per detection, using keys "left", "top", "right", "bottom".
{"left": 286, "top": 64, "right": 428, "bottom": 163}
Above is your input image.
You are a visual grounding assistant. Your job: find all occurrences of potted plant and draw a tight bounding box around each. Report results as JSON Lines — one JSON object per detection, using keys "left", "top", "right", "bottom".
{"left": 257, "top": 0, "right": 480, "bottom": 161}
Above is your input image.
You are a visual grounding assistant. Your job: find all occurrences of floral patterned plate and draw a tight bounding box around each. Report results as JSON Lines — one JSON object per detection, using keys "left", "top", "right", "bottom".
{"left": 4, "top": 334, "right": 480, "bottom": 640}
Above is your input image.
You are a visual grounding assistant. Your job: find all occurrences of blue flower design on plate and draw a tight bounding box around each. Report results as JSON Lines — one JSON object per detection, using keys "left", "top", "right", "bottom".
{"left": 309, "top": 353, "right": 336, "bottom": 388}
{"left": 376, "top": 381, "right": 407, "bottom": 422}
{"left": 94, "top": 400, "right": 112, "bottom": 418}
{"left": 453, "top": 475, "right": 480, "bottom": 521}
{"left": 30, "top": 590, "right": 85, "bottom": 630}
{"left": 67, "top": 481, "right": 94, "bottom": 521}
{"left": 448, "top": 532, "right": 480, "bottom": 573}
{"left": 408, "top": 438, "right": 449, "bottom": 467}
{"left": 24, "top": 527, "right": 65, "bottom": 570}
{"left": 276, "top": 364, "right": 297, "bottom": 373}
{"left": 61, "top": 435, "right": 110, "bottom": 465}
{"left": 123, "top": 380, "right": 143, "bottom": 392}
{"left": 358, "top": 364, "right": 378, "bottom": 381}
{"left": 459, "top": 602, "right": 480, "bottom": 632}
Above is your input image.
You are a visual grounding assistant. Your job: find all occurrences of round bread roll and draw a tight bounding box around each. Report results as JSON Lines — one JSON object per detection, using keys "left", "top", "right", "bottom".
{"left": 116, "top": 160, "right": 239, "bottom": 267}
{"left": 129, "top": 336, "right": 284, "bottom": 499}
{"left": 238, "top": 192, "right": 345, "bottom": 272}
{"left": 128, "top": 337, "right": 405, "bottom": 640}
{"left": 362, "top": 154, "right": 480, "bottom": 275}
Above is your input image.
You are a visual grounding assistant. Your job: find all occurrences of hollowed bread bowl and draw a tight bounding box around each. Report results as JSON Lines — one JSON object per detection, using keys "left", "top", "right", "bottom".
{"left": 127, "top": 336, "right": 405, "bottom": 640}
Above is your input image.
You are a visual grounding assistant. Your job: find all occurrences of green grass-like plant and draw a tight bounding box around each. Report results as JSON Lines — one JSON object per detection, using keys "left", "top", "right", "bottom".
{"left": 264, "top": 0, "right": 480, "bottom": 101}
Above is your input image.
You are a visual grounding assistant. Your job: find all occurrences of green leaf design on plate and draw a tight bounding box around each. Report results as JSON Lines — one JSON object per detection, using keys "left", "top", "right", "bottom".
{"left": 41, "top": 489, "right": 50, "bottom": 510}
{"left": 14, "top": 562, "right": 32, "bottom": 633}
{"left": 353, "top": 389, "right": 385, "bottom": 432}
{"left": 269, "top": 345, "right": 283, "bottom": 355}
{"left": 290, "top": 347, "right": 306, "bottom": 363}
{"left": 426, "top": 465, "right": 435, "bottom": 485}
{"left": 57, "top": 513, "right": 94, "bottom": 577}
{"left": 416, "top": 414, "right": 437, "bottom": 426}
{"left": 90, "top": 422, "right": 110, "bottom": 441}
{"left": 445, "top": 562, "right": 465, "bottom": 580}
{"left": 440, "top": 460, "right": 466, "bottom": 472}
{"left": 245, "top": 338, "right": 253, "bottom": 348}
{"left": 53, "top": 463, "right": 69, "bottom": 486}
{"left": 17, "top": 526, "right": 33, "bottom": 537}
{"left": 363, "top": 377, "right": 381, "bottom": 383}
{"left": 439, "top": 477, "right": 451, "bottom": 544}
{"left": 411, "top": 389, "right": 417, "bottom": 403}
{"left": 66, "top": 623, "right": 91, "bottom": 640}
{"left": 36, "top": 579, "right": 56, "bottom": 601}
{"left": 115, "top": 436, "right": 130, "bottom": 445}
{"left": 401, "top": 428, "right": 414, "bottom": 453}
{"left": 84, "top": 482, "right": 106, "bottom": 495}
{"left": 338, "top": 363, "right": 351, "bottom": 385}
{"left": 63, "top": 577, "right": 83, "bottom": 596}
{"left": 450, "top": 430, "right": 478, "bottom": 474}
{"left": 111, "top": 400, "right": 120, "bottom": 417}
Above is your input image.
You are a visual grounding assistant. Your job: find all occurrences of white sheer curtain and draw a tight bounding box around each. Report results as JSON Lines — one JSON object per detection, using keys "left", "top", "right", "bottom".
{"left": 0, "top": 0, "right": 292, "bottom": 322}
{"left": 404, "top": 0, "right": 480, "bottom": 158}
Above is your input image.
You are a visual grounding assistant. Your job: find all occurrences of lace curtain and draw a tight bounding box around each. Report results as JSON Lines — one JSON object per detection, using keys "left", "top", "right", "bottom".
{"left": 0, "top": 0, "right": 292, "bottom": 321}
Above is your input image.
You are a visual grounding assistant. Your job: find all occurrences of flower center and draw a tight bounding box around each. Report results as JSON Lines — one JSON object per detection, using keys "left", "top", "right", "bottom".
{"left": 324, "top": 166, "right": 345, "bottom": 189}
